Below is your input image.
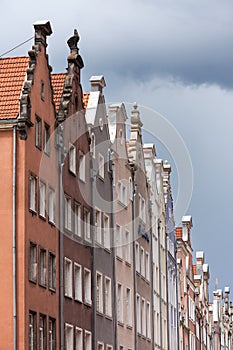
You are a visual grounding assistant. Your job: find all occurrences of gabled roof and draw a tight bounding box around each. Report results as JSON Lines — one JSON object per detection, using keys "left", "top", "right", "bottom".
{"left": 0, "top": 56, "right": 29, "bottom": 119}
{"left": 51, "top": 73, "right": 66, "bottom": 112}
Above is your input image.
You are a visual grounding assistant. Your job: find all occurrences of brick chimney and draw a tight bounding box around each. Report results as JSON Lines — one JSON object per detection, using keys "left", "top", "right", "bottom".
{"left": 33, "top": 20, "right": 52, "bottom": 47}
{"left": 182, "top": 215, "right": 192, "bottom": 243}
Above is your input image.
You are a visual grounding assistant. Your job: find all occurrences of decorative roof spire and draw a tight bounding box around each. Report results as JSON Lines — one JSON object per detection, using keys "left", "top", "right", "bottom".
{"left": 67, "top": 29, "right": 80, "bottom": 54}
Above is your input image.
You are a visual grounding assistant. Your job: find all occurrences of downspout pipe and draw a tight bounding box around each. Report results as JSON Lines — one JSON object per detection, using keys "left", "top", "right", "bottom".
{"left": 130, "top": 164, "right": 138, "bottom": 350}
{"left": 158, "top": 218, "right": 163, "bottom": 349}
{"left": 110, "top": 155, "right": 118, "bottom": 350}
{"left": 90, "top": 154, "right": 96, "bottom": 350}
{"left": 175, "top": 244, "right": 180, "bottom": 350}
{"left": 149, "top": 200, "right": 155, "bottom": 349}
{"left": 58, "top": 125, "right": 65, "bottom": 350}
{"left": 13, "top": 125, "right": 17, "bottom": 350}
{"left": 165, "top": 227, "right": 170, "bottom": 349}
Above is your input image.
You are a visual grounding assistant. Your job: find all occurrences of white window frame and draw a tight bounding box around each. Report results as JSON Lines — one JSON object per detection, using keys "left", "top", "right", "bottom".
{"left": 49, "top": 317, "right": 56, "bottom": 350}
{"left": 84, "top": 209, "right": 91, "bottom": 242}
{"left": 105, "top": 276, "right": 112, "bottom": 317}
{"left": 126, "top": 287, "right": 132, "bottom": 327}
{"left": 44, "top": 123, "right": 50, "bottom": 155}
{"left": 29, "top": 242, "right": 37, "bottom": 283}
{"left": 49, "top": 252, "right": 56, "bottom": 291}
{"left": 84, "top": 331, "right": 92, "bottom": 350}
{"left": 125, "top": 230, "right": 131, "bottom": 264}
{"left": 98, "top": 153, "right": 105, "bottom": 179}
{"left": 141, "top": 297, "right": 146, "bottom": 337}
{"left": 64, "top": 258, "right": 72, "bottom": 298}
{"left": 104, "top": 214, "right": 110, "bottom": 250}
{"left": 74, "top": 263, "right": 82, "bottom": 302}
{"left": 29, "top": 311, "right": 36, "bottom": 350}
{"left": 116, "top": 225, "right": 122, "bottom": 259}
{"left": 135, "top": 242, "right": 140, "bottom": 272}
{"left": 145, "top": 252, "right": 150, "bottom": 281}
{"left": 39, "top": 247, "right": 46, "bottom": 287}
{"left": 136, "top": 294, "right": 141, "bottom": 334}
{"left": 95, "top": 208, "right": 102, "bottom": 245}
{"left": 64, "top": 195, "right": 72, "bottom": 231}
{"left": 97, "top": 342, "right": 104, "bottom": 350}
{"left": 106, "top": 345, "right": 113, "bottom": 350}
{"left": 84, "top": 268, "right": 92, "bottom": 305}
{"left": 117, "top": 283, "right": 123, "bottom": 324}
{"left": 140, "top": 247, "right": 145, "bottom": 277}
{"left": 39, "top": 180, "right": 46, "bottom": 218}
{"left": 75, "top": 327, "right": 83, "bottom": 350}
{"left": 48, "top": 187, "right": 55, "bottom": 224}
{"left": 69, "top": 143, "right": 76, "bottom": 175}
{"left": 79, "top": 151, "right": 85, "bottom": 182}
{"left": 74, "top": 202, "right": 82, "bottom": 237}
{"left": 96, "top": 272, "right": 103, "bottom": 313}
{"left": 65, "top": 323, "right": 74, "bottom": 350}
{"left": 29, "top": 174, "right": 37, "bottom": 213}
{"left": 39, "top": 314, "right": 46, "bottom": 350}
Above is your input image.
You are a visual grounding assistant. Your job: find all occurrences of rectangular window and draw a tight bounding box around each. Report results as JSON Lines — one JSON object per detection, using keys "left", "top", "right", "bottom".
{"left": 74, "top": 263, "right": 82, "bottom": 302}
{"left": 48, "top": 318, "right": 56, "bottom": 350}
{"left": 64, "top": 195, "right": 72, "bottom": 231}
{"left": 116, "top": 225, "right": 122, "bottom": 259}
{"left": 84, "top": 209, "right": 90, "bottom": 241}
{"left": 126, "top": 288, "right": 132, "bottom": 327}
{"left": 140, "top": 247, "right": 145, "bottom": 277}
{"left": 141, "top": 298, "right": 146, "bottom": 336}
{"left": 97, "top": 342, "right": 104, "bottom": 350}
{"left": 69, "top": 143, "right": 76, "bottom": 175}
{"left": 39, "top": 248, "right": 46, "bottom": 287}
{"left": 39, "top": 314, "right": 46, "bottom": 350}
{"left": 36, "top": 116, "right": 42, "bottom": 149}
{"left": 95, "top": 209, "right": 102, "bottom": 244}
{"left": 104, "top": 215, "right": 110, "bottom": 250}
{"left": 79, "top": 151, "right": 85, "bottom": 182}
{"left": 29, "top": 242, "right": 37, "bottom": 283}
{"left": 145, "top": 252, "right": 150, "bottom": 281}
{"left": 49, "top": 252, "right": 56, "bottom": 291}
{"left": 136, "top": 294, "right": 141, "bottom": 334}
{"left": 48, "top": 187, "right": 55, "bottom": 224}
{"left": 65, "top": 323, "right": 73, "bottom": 350}
{"left": 139, "top": 195, "right": 146, "bottom": 223}
{"left": 29, "top": 174, "right": 37, "bottom": 213}
{"left": 64, "top": 258, "right": 72, "bottom": 298}
{"left": 74, "top": 203, "right": 81, "bottom": 237}
{"left": 29, "top": 311, "right": 37, "bottom": 350}
{"left": 44, "top": 123, "right": 50, "bottom": 155}
{"left": 135, "top": 242, "right": 140, "bottom": 272}
{"left": 41, "top": 81, "right": 45, "bottom": 101}
{"left": 125, "top": 230, "right": 130, "bottom": 264}
{"left": 96, "top": 272, "right": 103, "bottom": 313}
{"left": 84, "top": 268, "right": 92, "bottom": 305}
{"left": 39, "top": 181, "right": 46, "bottom": 218}
{"left": 75, "top": 327, "right": 83, "bottom": 350}
{"left": 98, "top": 153, "right": 105, "bottom": 179}
{"left": 147, "top": 302, "right": 151, "bottom": 339}
{"left": 84, "top": 331, "right": 91, "bottom": 350}
{"left": 105, "top": 277, "right": 112, "bottom": 317}
{"left": 117, "top": 283, "right": 123, "bottom": 323}
{"left": 90, "top": 133, "right": 95, "bottom": 158}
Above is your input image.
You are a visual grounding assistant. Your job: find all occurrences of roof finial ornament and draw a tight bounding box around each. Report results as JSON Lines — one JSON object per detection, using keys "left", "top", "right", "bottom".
{"left": 133, "top": 102, "right": 138, "bottom": 110}
{"left": 67, "top": 29, "right": 80, "bottom": 54}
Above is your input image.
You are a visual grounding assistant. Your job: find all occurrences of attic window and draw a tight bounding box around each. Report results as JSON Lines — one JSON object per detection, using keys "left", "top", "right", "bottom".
{"left": 41, "top": 81, "right": 45, "bottom": 101}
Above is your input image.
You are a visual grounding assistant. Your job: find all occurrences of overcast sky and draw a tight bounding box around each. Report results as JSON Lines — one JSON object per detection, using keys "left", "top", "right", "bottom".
{"left": 1, "top": 0, "right": 233, "bottom": 295}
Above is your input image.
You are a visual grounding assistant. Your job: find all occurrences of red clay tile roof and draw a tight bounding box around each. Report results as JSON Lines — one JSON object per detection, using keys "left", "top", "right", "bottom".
{"left": 0, "top": 56, "right": 29, "bottom": 119}
{"left": 176, "top": 227, "right": 182, "bottom": 239}
{"left": 193, "top": 264, "right": 197, "bottom": 276}
{"left": 83, "top": 93, "right": 90, "bottom": 109}
{"left": 51, "top": 73, "right": 66, "bottom": 112}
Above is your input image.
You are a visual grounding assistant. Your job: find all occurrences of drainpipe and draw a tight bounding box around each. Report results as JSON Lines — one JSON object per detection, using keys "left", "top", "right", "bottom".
{"left": 175, "top": 244, "right": 180, "bottom": 350}
{"left": 165, "top": 226, "right": 170, "bottom": 350}
{"left": 158, "top": 218, "right": 163, "bottom": 349}
{"left": 58, "top": 124, "right": 65, "bottom": 350}
{"left": 110, "top": 154, "right": 118, "bottom": 350}
{"left": 130, "top": 164, "right": 138, "bottom": 350}
{"left": 149, "top": 200, "right": 155, "bottom": 349}
{"left": 13, "top": 125, "right": 17, "bottom": 350}
{"left": 90, "top": 154, "right": 96, "bottom": 350}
